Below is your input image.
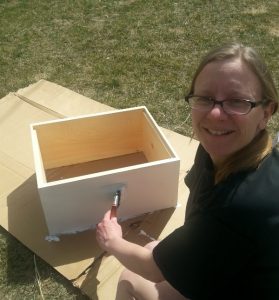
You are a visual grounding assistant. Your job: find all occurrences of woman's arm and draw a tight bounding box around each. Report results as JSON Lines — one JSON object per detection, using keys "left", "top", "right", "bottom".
{"left": 96, "top": 209, "right": 165, "bottom": 283}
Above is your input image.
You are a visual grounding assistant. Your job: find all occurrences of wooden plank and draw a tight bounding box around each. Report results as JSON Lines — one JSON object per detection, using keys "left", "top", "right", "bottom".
{"left": 142, "top": 112, "right": 172, "bottom": 161}
{"left": 46, "top": 152, "right": 148, "bottom": 182}
{"left": 32, "top": 109, "right": 144, "bottom": 169}
{"left": 38, "top": 158, "right": 180, "bottom": 236}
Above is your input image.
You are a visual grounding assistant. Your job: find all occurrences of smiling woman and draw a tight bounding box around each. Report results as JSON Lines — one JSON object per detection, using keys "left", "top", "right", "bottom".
{"left": 186, "top": 43, "right": 278, "bottom": 183}
{"left": 96, "top": 43, "right": 279, "bottom": 300}
{"left": 190, "top": 58, "right": 273, "bottom": 168}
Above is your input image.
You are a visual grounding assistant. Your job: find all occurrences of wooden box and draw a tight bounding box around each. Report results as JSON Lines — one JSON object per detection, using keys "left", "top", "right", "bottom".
{"left": 30, "top": 106, "right": 180, "bottom": 238}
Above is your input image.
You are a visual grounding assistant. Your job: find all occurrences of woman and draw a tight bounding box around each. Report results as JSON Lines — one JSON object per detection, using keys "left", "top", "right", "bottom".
{"left": 96, "top": 43, "right": 279, "bottom": 300}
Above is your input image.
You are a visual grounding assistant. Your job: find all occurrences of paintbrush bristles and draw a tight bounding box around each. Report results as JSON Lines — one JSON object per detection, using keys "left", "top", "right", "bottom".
{"left": 112, "top": 190, "right": 121, "bottom": 207}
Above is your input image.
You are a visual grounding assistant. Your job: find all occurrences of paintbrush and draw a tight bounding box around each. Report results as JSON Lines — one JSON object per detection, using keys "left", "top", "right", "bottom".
{"left": 110, "top": 190, "right": 121, "bottom": 219}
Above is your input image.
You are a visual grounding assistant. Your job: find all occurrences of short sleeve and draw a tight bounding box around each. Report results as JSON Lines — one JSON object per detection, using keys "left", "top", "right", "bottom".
{"left": 184, "top": 144, "right": 210, "bottom": 189}
{"left": 153, "top": 212, "right": 256, "bottom": 299}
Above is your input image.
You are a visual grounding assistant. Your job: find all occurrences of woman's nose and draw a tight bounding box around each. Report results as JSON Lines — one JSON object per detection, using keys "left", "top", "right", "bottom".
{"left": 207, "top": 103, "right": 228, "bottom": 119}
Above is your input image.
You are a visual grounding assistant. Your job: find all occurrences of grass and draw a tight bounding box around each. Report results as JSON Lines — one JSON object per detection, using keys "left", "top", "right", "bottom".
{"left": 0, "top": 0, "right": 278, "bottom": 298}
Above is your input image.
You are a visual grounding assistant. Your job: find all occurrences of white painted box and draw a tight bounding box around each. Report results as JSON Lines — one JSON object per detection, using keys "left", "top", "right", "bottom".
{"left": 30, "top": 106, "right": 180, "bottom": 238}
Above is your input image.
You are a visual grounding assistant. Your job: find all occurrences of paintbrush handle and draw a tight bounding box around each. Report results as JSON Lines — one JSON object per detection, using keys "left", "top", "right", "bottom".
{"left": 110, "top": 205, "right": 117, "bottom": 219}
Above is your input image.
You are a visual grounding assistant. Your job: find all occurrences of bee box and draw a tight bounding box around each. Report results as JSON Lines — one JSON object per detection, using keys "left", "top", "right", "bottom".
{"left": 30, "top": 106, "right": 180, "bottom": 238}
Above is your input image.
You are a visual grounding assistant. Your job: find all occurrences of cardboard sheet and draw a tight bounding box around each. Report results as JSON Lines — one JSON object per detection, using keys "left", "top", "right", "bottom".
{"left": 0, "top": 80, "right": 198, "bottom": 299}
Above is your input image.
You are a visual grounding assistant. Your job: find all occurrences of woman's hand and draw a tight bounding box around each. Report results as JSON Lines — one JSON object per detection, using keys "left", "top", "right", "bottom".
{"left": 96, "top": 208, "right": 123, "bottom": 252}
{"left": 96, "top": 207, "right": 165, "bottom": 283}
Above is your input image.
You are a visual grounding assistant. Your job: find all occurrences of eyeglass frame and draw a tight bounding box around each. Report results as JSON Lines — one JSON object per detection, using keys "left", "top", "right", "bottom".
{"left": 185, "top": 94, "right": 267, "bottom": 115}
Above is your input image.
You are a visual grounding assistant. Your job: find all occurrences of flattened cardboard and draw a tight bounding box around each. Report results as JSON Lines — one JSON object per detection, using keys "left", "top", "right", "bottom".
{"left": 15, "top": 79, "right": 113, "bottom": 117}
{"left": 0, "top": 90, "right": 104, "bottom": 280}
{"left": 0, "top": 80, "right": 198, "bottom": 299}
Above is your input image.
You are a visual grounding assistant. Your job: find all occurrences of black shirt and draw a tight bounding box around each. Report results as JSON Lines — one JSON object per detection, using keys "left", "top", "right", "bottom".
{"left": 153, "top": 145, "right": 279, "bottom": 300}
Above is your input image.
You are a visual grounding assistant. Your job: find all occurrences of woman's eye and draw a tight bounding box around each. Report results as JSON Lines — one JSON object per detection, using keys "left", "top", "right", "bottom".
{"left": 196, "top": 97, "right": 211, "bottom": 104}
{"left": 228, "top": 99, "right": 246, "bottom": 107}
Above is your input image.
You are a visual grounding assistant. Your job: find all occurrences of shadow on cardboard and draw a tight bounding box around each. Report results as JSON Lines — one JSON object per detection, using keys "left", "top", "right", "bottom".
{"left": 6, "top": 175, "right": 102, "bottom": 269}
{"left": 79, "top": 208, "right": 176, "bottom": 299}
{"left": 6, "top": 174, "right": 176, "bottom": 297}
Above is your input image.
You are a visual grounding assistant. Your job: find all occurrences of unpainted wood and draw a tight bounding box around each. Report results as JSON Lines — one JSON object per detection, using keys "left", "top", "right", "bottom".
{"left": 30, "top": 126, "right": 47, "bottom": 184}
{"left": 34, "top": 109, "right": 144, "bottom": 169}
{"left": 46, "top": 152, "right": 148, "bottom": 182}
{"left": 141, "top": 112, "right": 173, "bottom": 161}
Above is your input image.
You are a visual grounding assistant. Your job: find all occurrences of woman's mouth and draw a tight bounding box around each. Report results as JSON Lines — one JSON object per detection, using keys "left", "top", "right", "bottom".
{"left": 205, "top": 128, "right": 234, "bottom": 136}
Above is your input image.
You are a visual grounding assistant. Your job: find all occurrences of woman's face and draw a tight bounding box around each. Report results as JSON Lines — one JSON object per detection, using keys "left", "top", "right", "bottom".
{"left": 192, "top": 58, "right": 273, "bottom": 166}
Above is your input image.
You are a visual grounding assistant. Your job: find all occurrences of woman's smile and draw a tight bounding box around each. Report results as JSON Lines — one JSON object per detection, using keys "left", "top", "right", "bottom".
{"left": 203, "top": 127, "right": 235, "bottom": 136}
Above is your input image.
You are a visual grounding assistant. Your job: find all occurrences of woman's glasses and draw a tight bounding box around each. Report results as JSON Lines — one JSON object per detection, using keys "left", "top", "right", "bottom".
{"left": 185, "top": 95, "right": 266, "bottom": 115}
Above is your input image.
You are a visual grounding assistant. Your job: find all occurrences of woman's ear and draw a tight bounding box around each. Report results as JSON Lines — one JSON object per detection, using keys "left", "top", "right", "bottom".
{"left": 259, "top": 102, "right": 275, "bottom": 130}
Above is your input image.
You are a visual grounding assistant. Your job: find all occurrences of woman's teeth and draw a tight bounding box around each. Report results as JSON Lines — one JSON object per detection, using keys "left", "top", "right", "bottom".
{"left": 207, "top": 129, "right": 232, "bottom": 136}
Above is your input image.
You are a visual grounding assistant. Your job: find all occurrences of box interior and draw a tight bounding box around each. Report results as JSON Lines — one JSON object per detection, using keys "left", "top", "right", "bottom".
{"left": 32, "top": 108, "right": 173, "bottom": 183}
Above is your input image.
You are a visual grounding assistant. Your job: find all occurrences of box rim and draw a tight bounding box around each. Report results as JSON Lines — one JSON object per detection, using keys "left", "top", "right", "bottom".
{"left": 37, "top": 157, "right": 180, "bottom": 188}
{"left": 30, "top": 106, "right": 180, "bottom": 188}
{"left": 30, "top": 106, "right": 179, "bottom": 158}
{"left": 30, "top": 106, "right": 146, "bottom": 127}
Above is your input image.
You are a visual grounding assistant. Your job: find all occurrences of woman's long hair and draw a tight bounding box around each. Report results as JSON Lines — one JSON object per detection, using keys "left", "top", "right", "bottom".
{"left": 215, "top": 129, "right": 272, "bottom": 183}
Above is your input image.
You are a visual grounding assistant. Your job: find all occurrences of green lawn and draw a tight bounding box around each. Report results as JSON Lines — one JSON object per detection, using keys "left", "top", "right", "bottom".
{"left": 0, "top": 0, "right": 278, "bottom": 299}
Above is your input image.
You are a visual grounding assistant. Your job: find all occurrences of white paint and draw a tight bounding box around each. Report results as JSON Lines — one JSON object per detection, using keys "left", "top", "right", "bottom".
{"left": 138, "top": 230, "right": 156, "bottom": 241}
{"left": 45, "top": 235, "right": 60, "bottom": 242}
